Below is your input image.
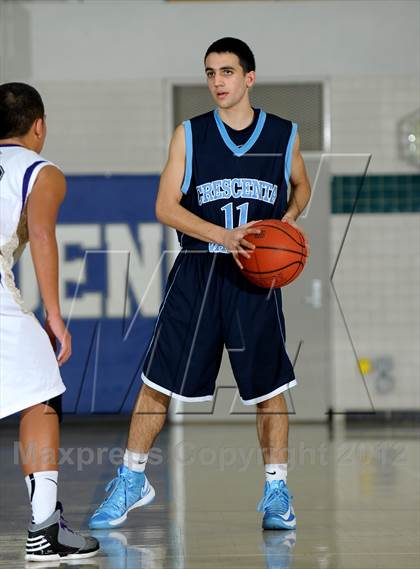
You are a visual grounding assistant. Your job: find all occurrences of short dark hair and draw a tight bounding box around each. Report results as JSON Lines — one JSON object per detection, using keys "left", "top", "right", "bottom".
{"left": 205, "top": 37, "right": 256, "bottom": 73}
{"left": 0, "top": 82, "right": 45, "bottom": 138}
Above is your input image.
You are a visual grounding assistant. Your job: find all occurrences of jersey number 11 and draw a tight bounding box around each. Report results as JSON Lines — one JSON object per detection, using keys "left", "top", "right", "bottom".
{"left": 221, "top": 202, "right": 249, "bottom": 229}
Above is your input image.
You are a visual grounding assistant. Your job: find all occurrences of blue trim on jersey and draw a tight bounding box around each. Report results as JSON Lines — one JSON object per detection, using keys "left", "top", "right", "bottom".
{"left": 21, "top": 160, "right": 46, "bottom": 214}
{"left": 284, "top": 122, "right": 297, "bottom": 186}
{"left": 213, "top": 109, "right": 267, "bottom": 157}
{"left": 181, "top": 120, "right": 193, "bottom": 194}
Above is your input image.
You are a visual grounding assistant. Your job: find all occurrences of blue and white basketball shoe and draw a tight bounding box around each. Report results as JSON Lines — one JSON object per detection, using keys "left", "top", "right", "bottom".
{"left": 257, "top": 480, "right": 297, "bottom": 530}
{"left": 89, "top": 466, "right": 155, "bottom": 529}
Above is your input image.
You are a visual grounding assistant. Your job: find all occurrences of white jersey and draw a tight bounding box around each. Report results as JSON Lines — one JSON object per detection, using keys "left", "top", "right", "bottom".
{"left": 0, "top": 144, "right": 53, "bottom": 258}
{"left": 0, "top": 144, "right": 65, "bottom": 418}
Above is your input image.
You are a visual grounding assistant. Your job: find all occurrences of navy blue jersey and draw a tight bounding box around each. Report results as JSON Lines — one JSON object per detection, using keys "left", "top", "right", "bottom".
{"left": 178, "top": 108, "right": 297, "bottom": 251}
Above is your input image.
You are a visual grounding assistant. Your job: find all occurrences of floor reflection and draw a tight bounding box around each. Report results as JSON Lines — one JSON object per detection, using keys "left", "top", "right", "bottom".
{"left": 261, "top": 531, "right": 296, "bottom": 569}
{"left": 93, "top": 530, "right": 157, "bottom": 568}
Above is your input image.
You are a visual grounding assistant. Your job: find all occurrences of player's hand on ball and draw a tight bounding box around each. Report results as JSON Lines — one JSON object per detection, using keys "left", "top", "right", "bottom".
{"left": 281, "top": 215, "right": 310, "bottom": 257}
{"left": 222, "top": 220, "right": 262, "bottom": 270}
{"left": 44, "top": 314, "right": 72, "bottom": 366}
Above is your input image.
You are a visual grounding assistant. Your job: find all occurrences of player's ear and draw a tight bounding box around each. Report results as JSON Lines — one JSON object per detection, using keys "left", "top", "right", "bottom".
{"left": 33, "top": 116, "right": 46, "bottom": 140}
{"left": 246, "top": 71, "right": 256, "bottom": 89}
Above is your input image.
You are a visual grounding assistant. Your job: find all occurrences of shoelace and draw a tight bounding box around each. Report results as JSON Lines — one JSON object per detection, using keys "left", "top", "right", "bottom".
{"left": 257, "top": 486, "right": 291, "bottom": 514}
{"left": 57, "top": 504, "right": 74, "bottom": 533}
{"left": 96, "top": 473, "right": 128, "bottom": 512}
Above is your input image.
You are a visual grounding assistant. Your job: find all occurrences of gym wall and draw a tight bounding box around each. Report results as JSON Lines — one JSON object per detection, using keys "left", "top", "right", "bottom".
{"left": 1, "top": 0, "right": 418, "bottom": 416}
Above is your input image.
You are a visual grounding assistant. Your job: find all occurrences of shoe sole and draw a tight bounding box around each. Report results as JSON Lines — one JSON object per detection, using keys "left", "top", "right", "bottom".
{"left": 25, "top": 548, "right": 99, "bottom": 562}
{"left": 89, "top": 486, "right": 156, "bottom": 529}
{"left": 262, "top": 518, "right": 297, "bottom": 531}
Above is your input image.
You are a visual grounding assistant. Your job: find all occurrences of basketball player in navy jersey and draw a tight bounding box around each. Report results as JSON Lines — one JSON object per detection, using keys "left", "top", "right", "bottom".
{"left": 90, "top": 38, "right": 311, "bottom": 531}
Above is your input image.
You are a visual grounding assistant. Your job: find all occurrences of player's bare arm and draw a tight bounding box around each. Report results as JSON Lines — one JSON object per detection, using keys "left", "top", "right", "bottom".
{"left": 27, "top": 165, "right": 71, "bottom": 365}
{"left": 156, "top": 124, "right": 261, "bottom": 268}
{"left": 281, "top": 132, "right": 311, "bottom": 251}
{"left": 282, "top": 133, "right": 311, "bottom": 223}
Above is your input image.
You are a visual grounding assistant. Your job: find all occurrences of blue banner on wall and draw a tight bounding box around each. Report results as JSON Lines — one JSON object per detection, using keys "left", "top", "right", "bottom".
{"left": 16, "top": 175, "right": 166, "bottom": 414}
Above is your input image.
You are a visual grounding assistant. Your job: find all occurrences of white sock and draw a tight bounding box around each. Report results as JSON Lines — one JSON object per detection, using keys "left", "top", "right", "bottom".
{"left": 265, "top": 463, "right": 287, "bottom": 483}
{"left": 123, "top": 449, "right": 148, "bottom": 473}
{"left": 25, "top": 470, "right": 58, "bottom": 524}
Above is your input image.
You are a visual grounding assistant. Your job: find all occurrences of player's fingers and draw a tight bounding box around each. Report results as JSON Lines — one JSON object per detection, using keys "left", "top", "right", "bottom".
{"left": 240, "top": 238, "right": 255, "bottom": 250}
{"left": 58, "top": 348, "right": 70, "bottom": 366}
{"left": 58, "top": 334, "right": 72, "bottom": 366}
{"left": 57, "top": 346, "right": 67, "bottom": 366}
{"left": 299, "top": 232, "right": 310, "bottom": 255}
{"left": 237, "top": 246, "right": 251, "bottom": 259}
{"left": 236, "top": 228, "right": 259, "bottom": 242}
{"left": 242, "top": 219, "right": 262, "bottom": 228}
{"left": 232, "top": 251, "right": 243, "bottom": 270}
{"left": 244, "top": 228, "right": 261, "bottom": 237}
{"left": 299, "top": 226, "right": 307, "bottom": 240}
{"left": 232, "top": 236, "right": 246, "bottom": 250}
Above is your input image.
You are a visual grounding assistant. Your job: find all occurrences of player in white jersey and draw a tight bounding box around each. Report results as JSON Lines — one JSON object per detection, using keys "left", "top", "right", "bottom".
{"left": 0, "top": 83, "right": 99, "bottom": 561}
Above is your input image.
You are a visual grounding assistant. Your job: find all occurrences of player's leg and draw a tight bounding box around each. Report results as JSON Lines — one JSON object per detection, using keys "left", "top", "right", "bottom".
{"left": 89, "top": 385, "right": 168, "bottom": 529}
{"left": 89, "top": 252, "right": 223, "bottom": 529}
{"left": 20, "top": 401, "right": 60, "bottom": 520}
{"left": 20, "top": 400, "right": 99, "bottom": 561}
{"left": 126, "top": 384, "right": 170, "bottom": 454}
{"left": 223, "top": 266, "right": 296, "bottom": 530}
{"left": 255, "top": 394, "right": 296, "bottom": 530}
{"left": 256, "top": 392, "right": 289, "bottom": 467}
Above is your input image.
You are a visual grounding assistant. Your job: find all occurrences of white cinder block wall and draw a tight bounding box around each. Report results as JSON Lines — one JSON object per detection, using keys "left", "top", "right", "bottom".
{"left": 329, "top": 74, "right": 420, "bottom": 412}
{"left": 35, "top": 81, "right": 166, "bottom": 174}
{"left": 331, "top": 215, "right": 420, "bottom": 411}
{"left": 1, "top": 0, "right": 419, "bottom": 413}
{"left": 330, "top": 76, "right": 420, "bottom": 175}
{"left": 1, "top": 0, "right": 418, "bottom": 174}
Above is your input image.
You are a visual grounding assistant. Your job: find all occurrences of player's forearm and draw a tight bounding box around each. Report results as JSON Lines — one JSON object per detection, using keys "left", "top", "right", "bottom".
{"left": 29, "top": 230, "right": 61, "bottom": 317}
{"left": 285, "top": 181, "right": 311, "bottom": 221}
{"left": 157, "top": 200, "right": 226, "bottom": 245}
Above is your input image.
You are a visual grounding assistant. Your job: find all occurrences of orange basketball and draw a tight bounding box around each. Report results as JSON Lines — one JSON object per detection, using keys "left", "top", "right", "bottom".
{"left": 241, "top": 219, "right": 309, "bottom": 288}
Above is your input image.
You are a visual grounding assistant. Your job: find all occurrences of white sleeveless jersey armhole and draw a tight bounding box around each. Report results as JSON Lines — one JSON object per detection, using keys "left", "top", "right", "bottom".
{"left": 0, "top": 145, "right": 66, "bottom": 419}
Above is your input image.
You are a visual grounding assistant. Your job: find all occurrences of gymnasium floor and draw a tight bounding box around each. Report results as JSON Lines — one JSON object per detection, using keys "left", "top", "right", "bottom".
{"left": 0, "top": 418, "right": 419, "bottom": 569}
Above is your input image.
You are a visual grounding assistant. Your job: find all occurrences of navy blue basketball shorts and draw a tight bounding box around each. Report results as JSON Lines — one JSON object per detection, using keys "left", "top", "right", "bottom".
{"left": 141, "top": 251, "right": 297, "bottom": 405}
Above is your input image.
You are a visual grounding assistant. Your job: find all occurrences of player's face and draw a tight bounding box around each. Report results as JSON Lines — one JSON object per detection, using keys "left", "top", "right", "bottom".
{"left": 205, "top": 52, "right": 255, "bottom": 109}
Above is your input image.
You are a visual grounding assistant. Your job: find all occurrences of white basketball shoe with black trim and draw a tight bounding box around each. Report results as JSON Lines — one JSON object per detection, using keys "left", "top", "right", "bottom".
{"left": 25, "top": 502, "right": 99, "bottom": 562}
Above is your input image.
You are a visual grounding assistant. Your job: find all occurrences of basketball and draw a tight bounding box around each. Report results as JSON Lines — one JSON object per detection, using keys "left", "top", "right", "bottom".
{"left": 241, "top": 219, "right": 309, "bottom": 288}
